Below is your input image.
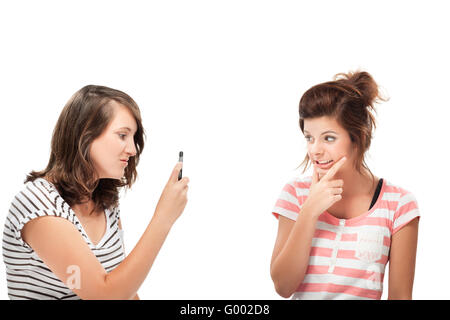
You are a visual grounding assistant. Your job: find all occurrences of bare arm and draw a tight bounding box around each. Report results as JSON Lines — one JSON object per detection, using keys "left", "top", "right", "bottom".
{"left": 22, "top": 214, "right": 172, "bottom": 299}
{"left": 22, "top": 163, "right": 188, "bottom": 300}
{"left": 270, "top": 210, "right": 319, "bottom": 298}
{"left": 270, "top": 157, "right": 346, "bottom": 298}
{"left": 387, "top": 217, "right": 419, "bottom": 300}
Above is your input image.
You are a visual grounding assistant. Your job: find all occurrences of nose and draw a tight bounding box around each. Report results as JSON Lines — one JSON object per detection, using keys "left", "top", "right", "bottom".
{"left": 309, "top": 140, "right": 323, "bottom": 157}
{"left": 125, "top": 139, "right": 137, "bottom": 157}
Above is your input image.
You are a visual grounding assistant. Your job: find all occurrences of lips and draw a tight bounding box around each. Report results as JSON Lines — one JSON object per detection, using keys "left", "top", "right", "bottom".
{"left": 314, "top": 159, "right": 334, "bottom": 169}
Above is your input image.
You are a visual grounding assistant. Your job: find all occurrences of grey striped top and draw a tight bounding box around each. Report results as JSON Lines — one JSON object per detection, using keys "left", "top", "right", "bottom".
{"left": 2, "top": 178, "right": 126, "bottom": 300}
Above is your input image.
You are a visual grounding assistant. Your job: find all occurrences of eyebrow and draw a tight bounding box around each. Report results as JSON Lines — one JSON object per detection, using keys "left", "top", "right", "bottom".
{"left": 117, "top": 126, "right": 137, "bottom": 134}
{"left": 303, "top": 130, "right": 338, "bottom": 136}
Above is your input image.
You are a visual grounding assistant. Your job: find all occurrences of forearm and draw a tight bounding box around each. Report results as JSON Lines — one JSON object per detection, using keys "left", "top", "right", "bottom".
{"left": 271, "top": 206, "right": 318, "bottom": 298}
{"left": 102, "top": 213, "right": 173, "bottom": 299}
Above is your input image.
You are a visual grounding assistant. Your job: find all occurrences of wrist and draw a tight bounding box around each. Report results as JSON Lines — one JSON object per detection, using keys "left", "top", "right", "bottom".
{"left": 300, "top": 201, "right": 321, "bottom": 220}
{"left": 150, "top": 210, "right": 175, "bottom": 232}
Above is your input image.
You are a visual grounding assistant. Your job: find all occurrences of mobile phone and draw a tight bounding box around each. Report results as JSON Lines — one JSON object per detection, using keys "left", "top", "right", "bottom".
{"left": 178, "top": 151, "right": 183, "bottom": 181}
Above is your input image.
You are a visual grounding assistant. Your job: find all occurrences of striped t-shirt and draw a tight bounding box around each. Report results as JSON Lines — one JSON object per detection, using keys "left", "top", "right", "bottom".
{"left": 272, "top": 176, "right": 420, "bottom": 300}
{"left": 2, "top": 178, "right": 126, "bottom": 300}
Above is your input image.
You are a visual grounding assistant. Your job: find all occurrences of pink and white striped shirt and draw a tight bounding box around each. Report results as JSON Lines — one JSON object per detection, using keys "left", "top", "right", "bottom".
{"left": 272, "top": 176, "right": 420, "bottom": 300}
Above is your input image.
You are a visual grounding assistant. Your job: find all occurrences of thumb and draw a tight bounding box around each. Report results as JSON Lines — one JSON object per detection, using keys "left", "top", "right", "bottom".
{"left": 312, "top": 165, "right": 319, "bottom": 185}
{"left": 168, "top": 162, "right": 183, "bottom": 183}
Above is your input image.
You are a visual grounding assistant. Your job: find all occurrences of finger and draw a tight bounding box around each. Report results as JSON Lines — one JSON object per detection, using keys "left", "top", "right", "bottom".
{"left": 312, "top": 165, "right": 319, "bottom": 185}
{"left": 318, "top": 172, "right": 326, "bottom": 181}
{"left": 316, "top": 167, "right": 328, "bottom": 179}
{"left": 318, "top": 173, "right": 324, "bottom": 181}
{"left": 169, "top": 162, "right": 183, "bottom": 183}
{"left": 329, "top": 179, "right": 344, "bottom": 188}
{"left": 178, "top": 177, "right": 190, "bottom": 186}
{"left": 331, "top": 187, "right": 343, "bottom": 195}
{"left": 322, "top": 157, "right": 346, "bottom": 181}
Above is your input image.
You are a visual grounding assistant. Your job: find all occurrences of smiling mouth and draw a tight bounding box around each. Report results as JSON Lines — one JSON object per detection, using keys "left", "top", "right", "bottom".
{"left": 315, "top": 160, "right": 333, "bottom": 165}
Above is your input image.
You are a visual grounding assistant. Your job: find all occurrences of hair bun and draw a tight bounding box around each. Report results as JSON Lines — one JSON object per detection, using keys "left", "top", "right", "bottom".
{"left": 334, "top": 71, "right": 384, "bottom": 109}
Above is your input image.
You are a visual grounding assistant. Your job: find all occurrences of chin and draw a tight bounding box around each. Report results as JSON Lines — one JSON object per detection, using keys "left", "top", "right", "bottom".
{"left": 102, "top": 172, "right": 125, "bottom": 180}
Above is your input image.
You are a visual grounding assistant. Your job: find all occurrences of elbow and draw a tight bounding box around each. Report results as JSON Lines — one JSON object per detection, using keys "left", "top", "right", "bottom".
{"left": 388, "top": 295, "right": 412, "bottom": 300}
{"left": 388, "top": 286, "right": 413, "bottom": 300}
{"left": 100, "top": 274, "right": 137, "bottom": 300}
{"left": 274, "top": 283, "right": 295, "bottom": 299}
{"left": 80, "top": 274, "right": 135, "bottom": 300}
{"left": 270, "top": 268, "right": 298, "bottom": 299}
{"left": 388, "top": 292, "right": 413, "bottom": 300}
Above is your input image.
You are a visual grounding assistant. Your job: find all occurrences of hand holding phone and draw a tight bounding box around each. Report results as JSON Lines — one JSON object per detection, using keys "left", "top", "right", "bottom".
{"left": 154, "top": 158, "right": 189, "bottom": 227}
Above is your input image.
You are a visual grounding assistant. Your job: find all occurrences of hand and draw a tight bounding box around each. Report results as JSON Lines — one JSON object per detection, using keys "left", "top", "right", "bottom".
{"left": 302, "top": 157, "right": 346, "bottom": 218}
{"left": 154, "top": 162, "right": 189, "bottom": 226}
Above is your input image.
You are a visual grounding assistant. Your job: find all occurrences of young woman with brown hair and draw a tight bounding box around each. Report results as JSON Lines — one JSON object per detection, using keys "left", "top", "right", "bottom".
{"left": 2, "top": 85, "right": 189, "bottom": 299}
{"left": 270, "top": 71, "right": 420, "bottom": 300}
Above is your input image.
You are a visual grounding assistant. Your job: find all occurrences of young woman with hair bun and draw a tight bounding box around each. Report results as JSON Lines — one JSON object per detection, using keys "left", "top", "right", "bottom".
{"left": 270, "top": 71, "right": 419, "bottom": 300}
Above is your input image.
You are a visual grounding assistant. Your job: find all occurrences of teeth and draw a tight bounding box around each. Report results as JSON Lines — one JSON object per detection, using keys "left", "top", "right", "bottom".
{"left": 317, "top": 160, "right": 332, "bottom": 164}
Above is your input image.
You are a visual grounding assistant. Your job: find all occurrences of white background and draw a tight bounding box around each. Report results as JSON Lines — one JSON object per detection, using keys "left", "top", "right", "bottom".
{"left": 1, "top": 0, "right": 449, "bottom": 300}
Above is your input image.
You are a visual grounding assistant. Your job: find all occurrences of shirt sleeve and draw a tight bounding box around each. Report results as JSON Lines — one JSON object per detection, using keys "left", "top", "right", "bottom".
{"left": 272, "top": 177, "right": 310, "bottom": 221}
{"left": 7, "top": 181, "right": 74, "bottom": 249}
{"left": 392, "top": 191, "right": 420, "bottom": 234}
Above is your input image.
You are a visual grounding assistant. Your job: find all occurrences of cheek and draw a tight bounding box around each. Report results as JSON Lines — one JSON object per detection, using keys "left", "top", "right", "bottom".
{"left": 102, "top": 136, "right": 125, "bottom": 155}
{"left": 332, "top": 139, "right": 353, "bottom": 158}
{"left": 339, "top": 142, "right": 358, "bottom": 171}
{"left": 90, "top": 136, "right": 121, "bottom": 164}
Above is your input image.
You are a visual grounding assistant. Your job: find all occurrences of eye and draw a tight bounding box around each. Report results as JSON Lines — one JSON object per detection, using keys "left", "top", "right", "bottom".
{"left": 304, "top": 135, "right": 313, "bottom": 143}
{"left": 324, "top": 135, "right": 336, "bottom": 142}
{"left": 118, "top": 133, "right": 127, "bottom": 140}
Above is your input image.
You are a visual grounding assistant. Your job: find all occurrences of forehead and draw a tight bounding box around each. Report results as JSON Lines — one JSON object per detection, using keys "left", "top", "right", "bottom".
{"left": 303, "top": 116, "right": 344, "bottom": 134}
{"left": 107, "top": 101, "right": 138, "bottom": 132}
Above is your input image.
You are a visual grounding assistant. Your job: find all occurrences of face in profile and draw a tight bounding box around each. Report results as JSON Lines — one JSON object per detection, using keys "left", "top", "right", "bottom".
{"left": 303, "top": 116, "right": 355, "bottom": 177}
{"left": 89, "top": 101, "right": 138, "bottom": 180}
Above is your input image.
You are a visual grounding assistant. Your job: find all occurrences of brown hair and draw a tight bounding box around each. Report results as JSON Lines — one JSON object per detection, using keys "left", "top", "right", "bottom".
{"left": 298, "top": 71, "right": 387, "bottom": 178}
{"left": 26, "top": 85, "right": 145, "bottom": 214}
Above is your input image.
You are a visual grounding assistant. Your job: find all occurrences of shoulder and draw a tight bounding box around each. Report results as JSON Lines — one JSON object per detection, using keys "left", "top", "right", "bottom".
{"left": 382, "top": 180, "right": 420, "bottom": 234}
{"left": 9, "top": 178, "right": 58, "bottom": 216}
{"left": 272, "top": 175, "right": 312, "bottom": 221}
{"left": 284, "top": 175, "right": 312, "bottom": 193}
{"left": 5, "top": 178, "right": 75, "bottom": 248}
{"left": 277, "top": 174, "right": 313, "bottom": 199}
{"left": 383, "top": 180, "right": 418, "bottom": 208}
{"left": 383, "top": 179, "right": 414, "bottom": 197}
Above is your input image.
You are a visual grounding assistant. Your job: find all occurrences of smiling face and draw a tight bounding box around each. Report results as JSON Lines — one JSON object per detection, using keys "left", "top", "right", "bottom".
{"left": 303, "top": 116, "right": 356, "bottom": 177}
{"left": 89, "top": 101, "right": 138, "bottom": 180}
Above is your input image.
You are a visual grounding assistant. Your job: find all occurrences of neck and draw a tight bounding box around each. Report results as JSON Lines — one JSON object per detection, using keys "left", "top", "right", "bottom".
{"left": 73, "top": 199, "right": 97, "bottom": 216}
{"left": 336, "top": 168, "right": 376, "bottom": 198}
